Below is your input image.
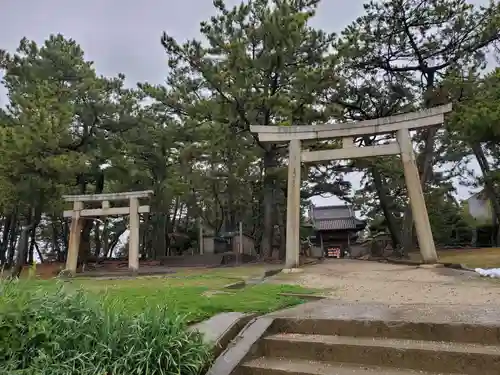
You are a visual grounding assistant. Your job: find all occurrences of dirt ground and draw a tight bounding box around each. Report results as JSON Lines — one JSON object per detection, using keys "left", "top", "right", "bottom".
{"left": 273, "top": 260, "right": 500, "bottom": 305}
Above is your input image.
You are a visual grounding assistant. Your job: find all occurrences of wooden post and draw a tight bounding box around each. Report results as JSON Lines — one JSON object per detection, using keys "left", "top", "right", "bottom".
{"left": 286, "top": 139, "right": 301, "bottom": 269}
{"left": 238, "top": 221, "right": 243, "bottom": 263}
{"left": 397, "top": 129, "right": 438, "bottom": 263}
{"left": 199, "top": 218, "right": 204, "bottom": 255}
{"left": 128, "top": 197, "right": 140, "bottom": 272}
{"left": 239, "top": 221, "right": 243, "bottom": 255}
{"left": 65, "top": 201, "right": 83, "bottom": 276}
{"left": 320, "top": 232, "right": 324, "bottom": 258}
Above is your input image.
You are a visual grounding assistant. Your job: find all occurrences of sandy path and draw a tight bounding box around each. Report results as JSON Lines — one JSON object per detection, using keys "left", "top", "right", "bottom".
{"left": 273, "top": 260, "right": 500, "bottom": 305}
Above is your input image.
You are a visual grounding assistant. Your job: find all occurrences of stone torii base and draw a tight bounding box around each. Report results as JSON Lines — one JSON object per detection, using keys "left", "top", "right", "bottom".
{"left": 61, "top": 190, "right": 153, "bottom": 276}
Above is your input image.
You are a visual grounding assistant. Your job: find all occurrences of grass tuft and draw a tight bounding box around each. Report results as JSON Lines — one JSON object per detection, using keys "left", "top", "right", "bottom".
{"left": 0, "top": 279, "right": 212, "bottom": 375}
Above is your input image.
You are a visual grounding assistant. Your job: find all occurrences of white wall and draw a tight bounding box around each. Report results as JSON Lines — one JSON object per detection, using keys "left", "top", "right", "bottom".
{"left": 468, "top": 195, "right": 491, "bottom": 221}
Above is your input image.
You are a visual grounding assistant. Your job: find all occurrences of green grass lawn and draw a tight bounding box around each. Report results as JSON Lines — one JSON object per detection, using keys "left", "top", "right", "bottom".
{"left": 407, "top": 247, "right": 500, "bottom": 269}
{"left": 437, "top": 248, "right": 500, "bottom": 268}
{"left": 20, "top": 272, "right": 318, "bottom": 324}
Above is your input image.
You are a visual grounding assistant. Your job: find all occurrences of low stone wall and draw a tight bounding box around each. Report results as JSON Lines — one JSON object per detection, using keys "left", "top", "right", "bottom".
{"left": 158, "top": 252, "right": 257, "bottom": 267}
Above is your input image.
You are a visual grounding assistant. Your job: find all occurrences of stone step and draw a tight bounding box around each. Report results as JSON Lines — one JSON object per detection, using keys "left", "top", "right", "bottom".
{"left": 260, "top": 333, "right": 500, "bottom": 375}
{"left": 269, "top": 317, "right": 500, "bottom": 345}
{"left": 237, "top": 357, "right": 460, "bottom": 375}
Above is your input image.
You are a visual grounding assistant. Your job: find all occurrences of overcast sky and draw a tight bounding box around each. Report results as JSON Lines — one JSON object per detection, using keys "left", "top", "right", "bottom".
{"left": 0, "top": 0, "right": 490, "bottom": 206}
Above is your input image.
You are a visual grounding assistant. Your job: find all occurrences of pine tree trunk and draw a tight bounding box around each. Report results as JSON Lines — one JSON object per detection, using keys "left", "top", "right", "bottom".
{"left": 6, "top": 211, "right": 19, "bottom": 267}
{"left": 472, "top": 143, "right": 500, "bottom": 246}
{"left": 94, "top": 222, "right": 102, "bottom": 258}
{"left": 28, "top": 205, "right": 42, "bottom": 264}
{"left": 276, "top": 201, "right": 286, "bottom": 260}
{"left": 0, "top": 213, "right": 13, "bottom": 266}
{"left": 260, "top": 148, "right": 277, "bottom": 258}
{"left": 371, "top": 165, "right": 402, "bottom": 249}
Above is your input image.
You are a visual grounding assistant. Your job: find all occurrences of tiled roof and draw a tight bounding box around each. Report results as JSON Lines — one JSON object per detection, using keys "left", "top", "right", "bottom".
{"left": 314, "top": 218, "right": 366, "bottom": 231}
{"left": 309, "top": 204, "right": 366, "bottom": 231}
{"left": 311, "top": 205, "right": 352, "bottom": 220}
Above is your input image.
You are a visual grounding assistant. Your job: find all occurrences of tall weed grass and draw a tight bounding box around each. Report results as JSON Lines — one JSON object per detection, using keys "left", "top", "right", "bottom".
{"left": 0, "top": 280, "right": 212, "bottom": 375}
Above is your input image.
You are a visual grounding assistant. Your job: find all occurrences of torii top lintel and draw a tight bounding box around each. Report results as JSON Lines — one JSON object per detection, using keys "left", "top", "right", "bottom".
{"left": 250, "top": 104, "right": 452, "bottom": 143}
{"left": 62, "top": 190, "right": 153, "bottom": 202}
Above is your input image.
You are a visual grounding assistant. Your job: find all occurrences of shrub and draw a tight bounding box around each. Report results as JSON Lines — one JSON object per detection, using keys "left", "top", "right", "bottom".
{"left": 0, "top": 280, "right": 212, "bottom": 375}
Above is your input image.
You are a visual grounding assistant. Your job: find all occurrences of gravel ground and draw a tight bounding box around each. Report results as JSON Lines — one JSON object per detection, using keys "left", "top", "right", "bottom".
{"left": 272, "top": 260, "right": 500, "bottom": 305}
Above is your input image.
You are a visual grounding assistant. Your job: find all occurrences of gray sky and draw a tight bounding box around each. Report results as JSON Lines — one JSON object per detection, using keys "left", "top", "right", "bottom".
{"left": 1, "top": 0, "right": 364, "bottom": 88}
{"left": 0, "top": 0, "right": 490, "bottom": 206}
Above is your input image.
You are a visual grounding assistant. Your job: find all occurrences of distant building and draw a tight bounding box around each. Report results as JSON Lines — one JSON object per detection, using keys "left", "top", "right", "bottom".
{"left": 308, "top": 205, "right": 366, "bottom": 257}
{"left": 467, "top": 191, "right": 492, "bottom": 222}
{"left": 202, "top": 229, "right": 256, "bottom": 256}
{"left": 466, "top": 190, "right": 498, "bottom": 247}
{"left": 467, "top": 190, "right": 493, "bottom": 224}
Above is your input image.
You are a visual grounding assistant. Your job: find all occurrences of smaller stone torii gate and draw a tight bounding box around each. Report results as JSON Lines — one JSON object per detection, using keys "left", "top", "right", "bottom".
{"left": 251, "top": 104, "right": 452, "bottom": 269}
{"left": 62, "top": 190, "right": 153, "bottom": 276}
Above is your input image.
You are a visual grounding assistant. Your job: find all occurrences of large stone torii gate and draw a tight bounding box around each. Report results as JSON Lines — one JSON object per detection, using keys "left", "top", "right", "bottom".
{"left": 62, "top": 190, "right": 153, "bottom": 276}
{"left": 251, "top": 104, "right": 452, "bottom": 269}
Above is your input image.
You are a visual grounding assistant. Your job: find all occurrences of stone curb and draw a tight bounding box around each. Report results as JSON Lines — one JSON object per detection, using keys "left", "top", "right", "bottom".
{"left": 189, "top": 312, "right": 257, "bottom": 359}
{"left": 281, "top": 268, "right": 304, "bottom": 274}
{"left": 418, "top": 263, "right": 445, "bottom": 269}
{"left": 206, "top": 317, "right": 275, "bottom": 375}
{"left": 277, "top": 292, "right": 327, "bottom": 301}
{"left": 223, "top": 280, "right": 247, "bottom": 289}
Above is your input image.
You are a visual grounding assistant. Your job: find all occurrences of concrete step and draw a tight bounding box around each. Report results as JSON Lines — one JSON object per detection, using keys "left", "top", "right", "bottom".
{"left": 270, "top": 317, "right": 500, "bottom": 345}
{"left": 260, "top": 333, "right": 500, "bottom": 375}
{"left": 237, "top": 357, "right": 461, "bottom": 375}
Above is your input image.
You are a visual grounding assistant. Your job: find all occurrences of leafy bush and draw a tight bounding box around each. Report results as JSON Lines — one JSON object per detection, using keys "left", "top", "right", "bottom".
{"left": 0, "top": 280, "right": 212, "bottom": 375}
